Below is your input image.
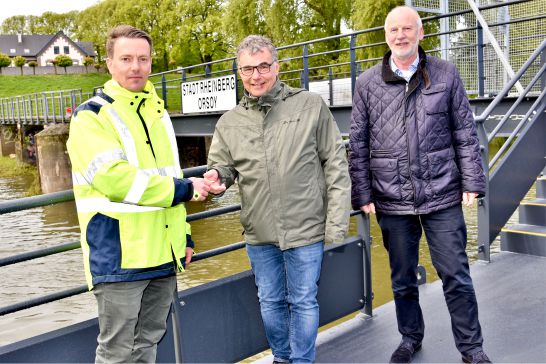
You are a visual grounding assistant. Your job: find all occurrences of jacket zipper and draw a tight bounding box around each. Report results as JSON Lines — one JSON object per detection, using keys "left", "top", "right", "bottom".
{"left": 136, "top": 98, "right": 156, "bottom": 160}
{"left": 403, "top": 81, "right": 417, "bottom": 212}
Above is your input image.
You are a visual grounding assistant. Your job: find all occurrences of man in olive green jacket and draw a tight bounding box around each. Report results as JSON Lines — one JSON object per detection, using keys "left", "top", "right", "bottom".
{"left": 205, "top": 35, "right": 350, "bottom": 363}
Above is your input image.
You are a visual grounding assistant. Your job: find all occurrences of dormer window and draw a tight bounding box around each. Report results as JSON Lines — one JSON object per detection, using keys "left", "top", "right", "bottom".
{"left": 10, "top": 49, "right": 15, "bottom": 54}
{"left": 24, "top": 49, "right": 30, "bottom": 54}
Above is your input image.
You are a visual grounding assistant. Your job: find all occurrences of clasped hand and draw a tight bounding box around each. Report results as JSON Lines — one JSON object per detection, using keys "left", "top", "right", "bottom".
{"left": 189, "top": 170, "right": 226, "bottom": 201}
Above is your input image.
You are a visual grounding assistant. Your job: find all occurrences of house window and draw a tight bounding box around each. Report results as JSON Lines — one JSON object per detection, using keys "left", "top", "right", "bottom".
{"left": 10, "top": 49, "right": 16, "bottom": 54}
{"left": 24, "top": 49, "right": 30, "bottom": 54}
{"left": 54, "top": 46, "right": 59, "bottom": 54}
{"left": 64, "top": 46, "right": 69, "bottom": 54}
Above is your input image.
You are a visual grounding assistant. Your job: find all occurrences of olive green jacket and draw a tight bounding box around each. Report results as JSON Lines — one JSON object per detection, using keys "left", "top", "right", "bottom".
{"left": 208, "top": 81, "right": 350, "bottom": 249}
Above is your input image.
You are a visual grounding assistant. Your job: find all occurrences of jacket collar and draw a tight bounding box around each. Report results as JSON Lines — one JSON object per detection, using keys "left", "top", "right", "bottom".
{"left": 103, "top": 80, "right": 155, "bottom": 103}
{"left": 382, "top": 46, "right": 429, "bottom": 87}
{"left": 240, "top": 80, "right": 304, "bottom": 109}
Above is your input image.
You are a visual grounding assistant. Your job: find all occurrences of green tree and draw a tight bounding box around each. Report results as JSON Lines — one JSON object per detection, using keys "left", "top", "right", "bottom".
{"left": 0, "top": 53, "right": 11, "bottom": 74}
{"left": 28, "top": 61, "right": 38, "bottom": 75}
{"left": 83, "top": 56, "right": 94, "bottom": 73}
{"left": 13, "top": 56, "right": 26, "bottom": 75}
{"left": 30, "top": 11, "right": 79, "bottom": 37}
{"left": 1, "top": 15, "right": 27, "bottom": 34}
{"left": 55, "top": 54, "right": 73, "bottom": 74}
{"left": 75, "top": 0, "right": 126, "bottom": 62}
{"left": 175, "top": 0, "right": 229, "bottom": 68}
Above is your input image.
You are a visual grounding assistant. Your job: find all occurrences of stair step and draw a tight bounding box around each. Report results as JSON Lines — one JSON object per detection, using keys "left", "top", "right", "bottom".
{"left": 519, "top": 199, "right": 546, "bottom": 226}
{"left": 537, "top": 177, "right": 546, "bottom": 199}
{"left": 501, "top": 224, "right": 546, "bottom": 257}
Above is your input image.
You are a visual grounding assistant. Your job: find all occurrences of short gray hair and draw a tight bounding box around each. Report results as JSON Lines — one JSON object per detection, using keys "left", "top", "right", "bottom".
{"left": 236, "top": 35, "right": 278, "bottom": 64}
{"left": 384, "top": 6, "right": 423, "bottom": 30}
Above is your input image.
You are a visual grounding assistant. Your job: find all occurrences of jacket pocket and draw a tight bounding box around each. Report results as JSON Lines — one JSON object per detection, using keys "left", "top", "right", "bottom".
{"left": 86, "top": 213, "right": 121, "bottom": 277}
{"left": 370, "top": 157, "right": 401, "bottom": 201}
{"left": 428, "top": 148, "right": 460, "bottom": 196}
{"left": 422, "top": 83, "right": 448, "bottom": 114}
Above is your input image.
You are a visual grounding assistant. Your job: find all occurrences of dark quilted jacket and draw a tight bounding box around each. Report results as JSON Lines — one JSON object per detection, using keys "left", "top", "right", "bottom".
{"left": 349, "top": 47, "right": 486, "bottom": 214}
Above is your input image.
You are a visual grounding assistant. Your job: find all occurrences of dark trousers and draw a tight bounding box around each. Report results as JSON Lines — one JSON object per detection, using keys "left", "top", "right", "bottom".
{"left": 376, "top": 204, "right": 483, "bottom": 356}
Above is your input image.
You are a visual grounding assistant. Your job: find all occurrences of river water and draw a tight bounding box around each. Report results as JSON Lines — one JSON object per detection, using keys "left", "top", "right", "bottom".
{"left": 1, "top": 168, "right": 527, "bottom": 349}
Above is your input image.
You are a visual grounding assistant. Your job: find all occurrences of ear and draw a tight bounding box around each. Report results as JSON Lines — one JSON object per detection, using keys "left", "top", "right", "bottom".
{"left": 418, "top": 26, "right": 425, "bottom": 40}
{"left": 106, "top": 58, "right": 112, "bottom": 72}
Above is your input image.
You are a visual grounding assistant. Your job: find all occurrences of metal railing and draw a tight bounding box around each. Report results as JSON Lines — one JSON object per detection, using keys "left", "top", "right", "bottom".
{"left": 0, "top": 0, "right": 543, "bottom": 125}
{"left": 0, "top": 164, "right": 373, "bottom": 338}
{"left": 475, "top": 38, "right": 546, "bottom": 261}
{"left": 0, "top": 89, "right": 92, "bottom": 125}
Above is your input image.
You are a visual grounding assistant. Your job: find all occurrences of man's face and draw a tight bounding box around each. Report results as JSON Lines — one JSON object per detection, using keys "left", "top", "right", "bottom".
{"left": 238, "top": 48, "right": 279, "bottom": 97}
{"left": 385, "top": 8, "right": 424, "bottom": 63}
{"left": 106, "top": 37, "right": 151, "bottom": 92}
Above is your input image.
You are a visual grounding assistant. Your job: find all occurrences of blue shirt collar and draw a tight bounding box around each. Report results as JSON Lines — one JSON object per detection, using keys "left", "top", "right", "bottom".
{"left": 390, "top": 55, "right": 419, "bottom": 82}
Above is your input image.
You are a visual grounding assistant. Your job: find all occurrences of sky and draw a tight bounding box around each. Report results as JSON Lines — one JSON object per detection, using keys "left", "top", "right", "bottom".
{"left": 0, "top": 0, "right": 101, "bottom": 25}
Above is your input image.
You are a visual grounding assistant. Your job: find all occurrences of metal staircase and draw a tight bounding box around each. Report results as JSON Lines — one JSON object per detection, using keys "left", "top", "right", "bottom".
{"left": 476, "top": 38, "right": 546, "bottom": 261}
{"left": 501, "top": 173, "right": 546, "bottom": 256}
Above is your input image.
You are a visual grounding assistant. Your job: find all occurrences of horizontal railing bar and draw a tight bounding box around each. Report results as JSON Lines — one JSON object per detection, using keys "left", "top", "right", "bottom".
{"left": 0, "top": 285, "right": 88, "bottom": 316}
{"left": 0, "top": 190, "right": 74, "bottom": 214}
{"left": 186, "top": 205, "right": 241, "bottom": 222}
{"left": 0, "top": 241, "right": 81, "bottom": 268}
{"left": 191, "top": 241, "right": 246, "bottom": 262}
{"left": 0, "top": 209, "right": 366, "bottom": 316}
{"left": 0, "top": 166, "right": 208, "bottom": 215}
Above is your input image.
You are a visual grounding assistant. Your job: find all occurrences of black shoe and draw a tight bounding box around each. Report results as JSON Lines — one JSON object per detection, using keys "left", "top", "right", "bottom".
{"left": 389, "top": 341, "right": 422, "bottom": 363}
{"left": 462, "top": 350, "right": 492, "bottom": 363}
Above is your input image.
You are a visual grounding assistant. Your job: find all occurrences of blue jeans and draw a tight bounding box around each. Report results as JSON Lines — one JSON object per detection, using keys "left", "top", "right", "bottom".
{"left": 246, "top": 241, "right": 324, "bottom": 363}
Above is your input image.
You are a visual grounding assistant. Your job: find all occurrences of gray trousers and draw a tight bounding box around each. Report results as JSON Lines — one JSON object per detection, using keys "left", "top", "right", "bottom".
{"left": 93, "top": 275, "right": 177, "bottom": 363}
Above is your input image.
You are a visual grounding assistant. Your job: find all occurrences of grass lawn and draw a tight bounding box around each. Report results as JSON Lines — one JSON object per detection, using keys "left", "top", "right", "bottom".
{"left": 0, "top": 73, "right": 111, "bottom": 98}
{"left": 0, "top": 73, "right": 185, "bottom": 112}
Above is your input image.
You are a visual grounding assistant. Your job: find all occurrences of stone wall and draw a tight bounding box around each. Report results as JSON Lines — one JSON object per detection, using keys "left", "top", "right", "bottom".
{"left": 35, "top": 124, "right": 72, "bottom": 193}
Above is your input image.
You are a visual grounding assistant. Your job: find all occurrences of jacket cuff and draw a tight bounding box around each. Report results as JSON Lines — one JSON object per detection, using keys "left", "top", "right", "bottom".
{"left": 186, "top": 234, "right": 195, "bottom": 249}
{"left": 172, "top": 178, "right": 194, "bottom": 206}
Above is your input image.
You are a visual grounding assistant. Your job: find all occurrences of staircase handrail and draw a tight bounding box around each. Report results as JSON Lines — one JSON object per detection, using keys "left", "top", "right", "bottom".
{"left": 475, "top": 38, "right": 546, "bottom": 124}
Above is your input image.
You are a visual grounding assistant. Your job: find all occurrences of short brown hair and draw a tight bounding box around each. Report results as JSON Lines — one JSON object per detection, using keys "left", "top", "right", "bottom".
{"left": 106, "top": 25, "right": 152, "bottom": 58}
{"left": 236, "top": 35, "right": 278, "bottom": 65}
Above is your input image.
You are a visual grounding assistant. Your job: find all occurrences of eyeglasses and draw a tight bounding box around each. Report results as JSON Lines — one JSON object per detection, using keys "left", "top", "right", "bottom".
{"left": 239, "top": 62, "right": 274, "bottom": 76}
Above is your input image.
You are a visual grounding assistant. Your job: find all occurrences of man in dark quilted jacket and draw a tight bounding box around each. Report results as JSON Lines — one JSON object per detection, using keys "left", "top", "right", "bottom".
{"left": 349, "top": 6, "right": 491, "bottom": 364}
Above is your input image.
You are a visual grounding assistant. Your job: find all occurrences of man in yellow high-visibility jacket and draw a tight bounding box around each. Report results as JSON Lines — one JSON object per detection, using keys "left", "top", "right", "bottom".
{"left": 67, "top": 25, "right": 215, "bottom": 363}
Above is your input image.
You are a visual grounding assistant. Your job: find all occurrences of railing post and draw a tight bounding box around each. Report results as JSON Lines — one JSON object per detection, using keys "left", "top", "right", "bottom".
{"left": 59, "top": 91, "right": 65, "bottom": 123}
{"left": 476, "top": 121, "right": 491, "bottom": 262}
{"left": 302, "top": 44, "right": 309, "bottom": 90}
{"left": 181, "top": 69, "right": 187, "bottom": 114}
{"left": 34, "top": 94, "right": 39, "bottom": 125}
{"left": 356, "top": 213, "right": 373, "bottom": 317}
{"left": 43, "top": 93, "right": 49, "bottom": 124}
{"left": 162, "top": 74, "right": 168, "bottom": 109}
{"left": 350, "top": 34, "right": 357, "bottom": 98}
{"left": 540, "top": 49, "right": 546, "bottom": 91}
{"left": 477, "top": 22, "right": 485, "bottom": 97}
{"left": 328, "top": 67, "right": 334, "bottom": 106}
{"left": 205, "top": 64, "right": 211, "bottom": 78}
{"left": 232, "top": 60, "right": 239, "bottom": 103}
{"left": 70, "top": 91, "right": 77, "bottom": 120}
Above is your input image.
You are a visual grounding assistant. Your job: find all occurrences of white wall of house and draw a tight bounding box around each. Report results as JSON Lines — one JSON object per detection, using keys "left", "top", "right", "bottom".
{"left": 37, "top": 35, "right": 87, "bottom": 67}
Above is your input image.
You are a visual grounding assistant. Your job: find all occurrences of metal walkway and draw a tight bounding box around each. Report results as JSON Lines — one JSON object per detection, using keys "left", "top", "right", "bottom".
{"left": 311, "top": 251, "right": 546, "bottom": 363}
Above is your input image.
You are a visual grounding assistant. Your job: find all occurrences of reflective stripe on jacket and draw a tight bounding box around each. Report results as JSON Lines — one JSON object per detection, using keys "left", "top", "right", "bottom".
{"left": 208, "top": 81, "right": 350, "bottom": 249}
{"left": 67, "top": 80, "right": 190, "bottom": 289}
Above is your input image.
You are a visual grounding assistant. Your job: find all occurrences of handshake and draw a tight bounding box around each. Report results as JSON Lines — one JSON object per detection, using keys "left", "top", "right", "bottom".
{"left": 188, "top": 169, "right": 226, "bottom": 201}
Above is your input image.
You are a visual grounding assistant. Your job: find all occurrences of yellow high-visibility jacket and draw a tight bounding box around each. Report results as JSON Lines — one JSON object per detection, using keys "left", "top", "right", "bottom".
{"left": 67, "top": 80, "right": 193, "bottom": 289}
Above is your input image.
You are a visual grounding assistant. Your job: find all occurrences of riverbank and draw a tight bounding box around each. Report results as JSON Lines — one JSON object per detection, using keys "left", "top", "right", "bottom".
{"left": 0, "top": 156, "right": 40, "bottom": 196}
